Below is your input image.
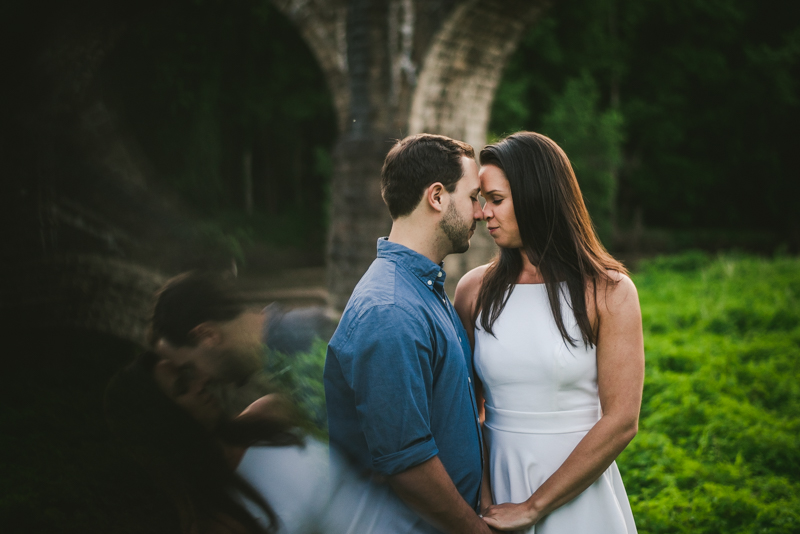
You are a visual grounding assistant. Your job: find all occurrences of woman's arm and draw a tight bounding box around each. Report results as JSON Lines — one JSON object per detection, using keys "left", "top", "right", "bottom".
{"left": 482, "top": 274, "right": 645, "bottom": 531}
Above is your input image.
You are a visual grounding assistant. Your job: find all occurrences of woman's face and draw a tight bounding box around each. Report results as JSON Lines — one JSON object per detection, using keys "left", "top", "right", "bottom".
{"left": 153, "top": 358, "right": 223, "bottom": 431}
{"left": 479, "top": 164, "right": 523, "bottom": 249}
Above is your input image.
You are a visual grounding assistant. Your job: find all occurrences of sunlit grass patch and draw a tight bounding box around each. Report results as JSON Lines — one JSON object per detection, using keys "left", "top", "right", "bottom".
{"left": 620, "top": 252, "right": 800, "bottom": 533}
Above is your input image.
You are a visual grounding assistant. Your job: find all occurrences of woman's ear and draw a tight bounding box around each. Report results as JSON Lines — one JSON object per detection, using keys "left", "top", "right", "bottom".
{"left": 425, "top": 182, "right": 446, "bottom": 212}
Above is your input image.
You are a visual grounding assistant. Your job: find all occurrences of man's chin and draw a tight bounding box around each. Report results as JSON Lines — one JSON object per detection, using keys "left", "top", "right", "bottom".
{"left": 453, "top": 240, "right": 471, "bottom": 254}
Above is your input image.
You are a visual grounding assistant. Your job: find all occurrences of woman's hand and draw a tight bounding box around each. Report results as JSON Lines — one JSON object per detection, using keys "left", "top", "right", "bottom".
{"left": 481, "top": 501, "right": 539, "bottom": 531}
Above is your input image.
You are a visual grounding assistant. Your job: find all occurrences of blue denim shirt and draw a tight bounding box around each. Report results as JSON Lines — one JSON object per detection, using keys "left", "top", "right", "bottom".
{"left": 324, "top": 238, "right": 483, "bottom": 510}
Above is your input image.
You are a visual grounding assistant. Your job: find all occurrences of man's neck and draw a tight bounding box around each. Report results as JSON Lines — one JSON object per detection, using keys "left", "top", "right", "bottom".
{"left": 388, "top": 218, "right": 447, "bottom": 265}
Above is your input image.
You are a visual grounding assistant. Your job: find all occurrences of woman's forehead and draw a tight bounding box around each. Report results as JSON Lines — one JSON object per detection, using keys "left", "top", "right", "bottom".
{"left": 479, "top": 165, "right": 509, "bottom": 192}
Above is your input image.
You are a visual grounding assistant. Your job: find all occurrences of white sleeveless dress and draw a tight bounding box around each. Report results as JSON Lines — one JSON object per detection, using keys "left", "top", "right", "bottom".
{"left": 475, "top": 284, "right": 637, "bottom": 534}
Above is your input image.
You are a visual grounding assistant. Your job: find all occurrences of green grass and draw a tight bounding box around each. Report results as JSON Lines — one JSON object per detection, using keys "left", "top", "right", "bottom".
{"left": 278, "top": 252, "right": 800, "bottom": 532}
{"left": 619, "top": 252, "right": 800, "bottom": 533}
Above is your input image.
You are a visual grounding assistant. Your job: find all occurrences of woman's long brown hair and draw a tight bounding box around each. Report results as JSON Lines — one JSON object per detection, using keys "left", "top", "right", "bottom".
{"left": 104, "top": 351, "right": 290, "bottom": 534}
{"left": 476, "top": 132, "right": 627, "bottom": 347}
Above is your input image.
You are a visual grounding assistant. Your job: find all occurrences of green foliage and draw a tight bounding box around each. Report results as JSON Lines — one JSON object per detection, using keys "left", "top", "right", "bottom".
{"left": 265, "top": 339, "right": 329, "bottom": 438}
{"left": 100, "top": 0, "right": 336, "bottom": 253}
{"left": 539, "top": 72, "right": 623, "bottom": 244}
{"left": 618, "top": 253, "right": 800, "bottom": 533}
{"left": 491, "top": 0, "right": 800, "bottom": 245}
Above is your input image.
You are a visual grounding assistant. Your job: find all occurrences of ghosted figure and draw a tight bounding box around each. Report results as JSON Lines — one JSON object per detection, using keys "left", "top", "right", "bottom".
{"left": 133, "top": 270, "right": 420, "bottom": 533}
{"left": 149, "top": 271, "right": 337, "bottom": 417}
{"left": 149, "top": 272, "right": 266, "bottom": 386}
{"left": 104, "top": 351, "right": 289, "bottom": 534}
{"left": 150, "top": 271, "right": 336, "bottom": 373}
{"left": 263, "top": 303, "right": 337, "bottom": 356}
{"left": 106, "top": 351, "right": 423, "bottom": 534}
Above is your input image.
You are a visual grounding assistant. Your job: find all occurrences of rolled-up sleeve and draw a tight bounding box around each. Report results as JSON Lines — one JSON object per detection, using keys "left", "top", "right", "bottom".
{"left": 336, "top": 304, "right": 438, "bottom": 475}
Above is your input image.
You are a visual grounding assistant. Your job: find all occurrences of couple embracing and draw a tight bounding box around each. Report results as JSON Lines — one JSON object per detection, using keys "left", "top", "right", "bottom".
{"left": 325, "top": 132, "right": 644, "bottom": 533}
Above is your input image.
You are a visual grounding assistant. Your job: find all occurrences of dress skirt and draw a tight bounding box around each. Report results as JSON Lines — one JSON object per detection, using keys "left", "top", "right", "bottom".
{"left": 484, "top": 405, "right": 637, "bottom": 534}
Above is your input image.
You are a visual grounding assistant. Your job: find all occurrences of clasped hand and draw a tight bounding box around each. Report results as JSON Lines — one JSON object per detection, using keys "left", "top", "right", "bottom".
{"left": 481, "top": 502, "right": 539, "bottom": 531}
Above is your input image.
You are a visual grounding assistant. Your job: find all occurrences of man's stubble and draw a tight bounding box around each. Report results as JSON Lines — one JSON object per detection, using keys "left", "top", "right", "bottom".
{"left": 439, "top": 200, "right": 474, "bottom": 255}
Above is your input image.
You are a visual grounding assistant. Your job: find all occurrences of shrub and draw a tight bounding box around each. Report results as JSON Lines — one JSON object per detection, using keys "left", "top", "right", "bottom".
{"left": 264, "top": 339, "right": 328, "bottom": 438}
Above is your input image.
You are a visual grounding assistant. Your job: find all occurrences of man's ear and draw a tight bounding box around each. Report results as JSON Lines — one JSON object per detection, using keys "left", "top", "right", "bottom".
{"left": 189, "top": 322, "right": 221, "bottom": 347}
{"left": 425, "top": 182, "right": 446, "bottom": 212}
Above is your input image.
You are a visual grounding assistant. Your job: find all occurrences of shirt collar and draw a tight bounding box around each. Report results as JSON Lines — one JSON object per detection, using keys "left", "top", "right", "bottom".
{"left": 376, "top": 237, "right": 447, "bottom": 291}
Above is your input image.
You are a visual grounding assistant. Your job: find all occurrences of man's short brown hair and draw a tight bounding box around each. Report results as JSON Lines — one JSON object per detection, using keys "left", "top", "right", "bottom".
{"left": 381, "top": 134, "right": 475, "bottom": 219}
{"left": 149, "top": 271, "right": 245, "bottom": 347}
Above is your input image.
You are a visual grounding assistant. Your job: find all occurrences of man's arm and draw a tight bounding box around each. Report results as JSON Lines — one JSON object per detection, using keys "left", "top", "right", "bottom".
{"left": 388, "top": 456, "right": 492, "bottom": 534}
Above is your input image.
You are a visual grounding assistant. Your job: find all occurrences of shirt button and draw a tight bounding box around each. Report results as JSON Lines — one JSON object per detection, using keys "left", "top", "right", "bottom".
{"left": 437, "top": 271, "right": 443, "bottom": 277}
{"left": 427, "top": 280, "right": 433, "bottom": 286}
{"left": 468, "top": 377, "right": 471, "bottom": 383}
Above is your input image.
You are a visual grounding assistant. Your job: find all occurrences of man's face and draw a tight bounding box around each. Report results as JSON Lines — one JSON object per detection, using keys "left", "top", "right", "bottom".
{"left": 155, "top": 308, "right": 266, "bottom": 386}
{"left": 439, "top": 156, "right": 483, "bottom": 254}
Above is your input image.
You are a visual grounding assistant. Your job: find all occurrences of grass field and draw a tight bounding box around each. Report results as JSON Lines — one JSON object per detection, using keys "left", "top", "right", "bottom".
{"left": 619, "top": 252, "right": 800, "bottom": 533}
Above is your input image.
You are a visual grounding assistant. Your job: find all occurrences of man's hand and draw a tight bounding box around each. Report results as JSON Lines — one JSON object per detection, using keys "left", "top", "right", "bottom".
{"left": 387, "top": 456, "right": 493, "bottom": 534}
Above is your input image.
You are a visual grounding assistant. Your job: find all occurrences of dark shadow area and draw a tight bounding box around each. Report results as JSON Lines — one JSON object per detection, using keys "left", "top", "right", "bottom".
{"left": 97, "top": 0, "right": 338, "bottom": 270}
{"left": 0, "top": 330, "right": 177, "bottom": 533}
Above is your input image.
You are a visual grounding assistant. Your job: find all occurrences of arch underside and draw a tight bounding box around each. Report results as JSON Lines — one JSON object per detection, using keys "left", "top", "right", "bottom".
{"left": 275, "top": 0, "right": 549, "bottom": 307}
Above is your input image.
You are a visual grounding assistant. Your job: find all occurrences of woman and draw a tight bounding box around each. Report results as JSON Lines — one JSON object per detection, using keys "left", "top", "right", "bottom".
{"left": 105, "top": 351, "right": 423, "bottom": 534}
{"left": 454, "top": 131, "right": 644, "bottom": 533}
{"left": 105, "top": 350, "right": 297, "bottom": 534}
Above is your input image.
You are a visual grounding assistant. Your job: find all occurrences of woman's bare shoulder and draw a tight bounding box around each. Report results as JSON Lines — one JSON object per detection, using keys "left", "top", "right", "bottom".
{"left": 597, "top": 270, "right": 639, "bottom": 315}
{"left": 454, "top": 263, "right": 491, "bottom": 312}
{"left": 456, "top": 264, "right": 491, "bottom": 296}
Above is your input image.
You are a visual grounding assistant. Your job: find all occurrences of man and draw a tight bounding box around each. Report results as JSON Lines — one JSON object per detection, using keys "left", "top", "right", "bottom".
{"left": 149, "top": 272, "right": 265, "bottom": 384}
{"left": 324, "top": 133, "right": 491, "bottom": 533}
{"left": 150, "top": 270, "right": 339, "bottom": 376}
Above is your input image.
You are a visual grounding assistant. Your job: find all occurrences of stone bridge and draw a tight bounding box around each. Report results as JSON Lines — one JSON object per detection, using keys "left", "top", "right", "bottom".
{"left": 1, "top": 0, "right": 549, "bottom": 344}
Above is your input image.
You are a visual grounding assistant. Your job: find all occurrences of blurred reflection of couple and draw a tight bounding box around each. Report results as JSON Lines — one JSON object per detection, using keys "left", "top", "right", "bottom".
{"left": 105, "top": 131, "right": 643, "bottom": 534}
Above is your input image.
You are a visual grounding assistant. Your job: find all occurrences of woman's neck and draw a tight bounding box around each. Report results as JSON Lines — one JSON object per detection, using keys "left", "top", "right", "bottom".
{"left": 516, "top": 249, "right": 545, "bottom": 284}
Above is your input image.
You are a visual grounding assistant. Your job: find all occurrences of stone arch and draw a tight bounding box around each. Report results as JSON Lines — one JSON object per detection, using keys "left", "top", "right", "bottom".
{"left": 2, "top": 0, "right": 551, "bottom": 340}
{"left": 273, "top": 0, "right": 549, "bottom": 308}
{"left": 408, "top": 0, "right": 547, "bottom": 289}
